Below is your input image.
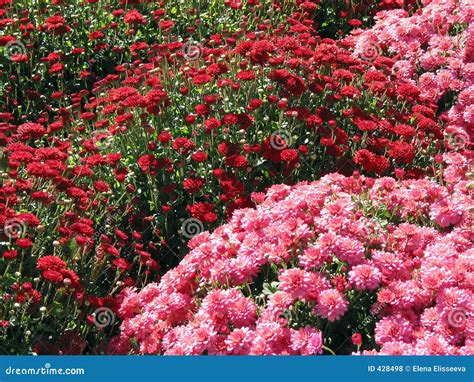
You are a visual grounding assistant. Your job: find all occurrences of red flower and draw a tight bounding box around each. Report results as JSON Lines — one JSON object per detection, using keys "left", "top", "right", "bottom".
{"left": 145, "top": 90, "right": 169, "bottom": 114}
{"left": 396, "top": 82, "right": 420, "bottom": 102}
{"left": 247, "top": 98, "right": 263, "bottom": 111}
{"left": 192, "top": 74, "right": 213, "bottom": 85}
{"left": 43, "top": 15, "right": 71, "bottom": 35}
{"left": 353, "top": 117, "right": 377, "bottom": 132}
{"left": 206, "top": 63, "right": 229, "bottom": 76}
{"left": 321, "top": 137, "right": 335, "bottom": 147}
{"left": 236, "top": 70, "right": 256, "bottom": 81}
{"left": 17, "top": 123, "right": 46, "bottom": 140}
{"left": 389, "top": 141, "right": 415, "bottom": 165}
{"left": 114, "top": 167, "right": 128, "bottom": 182}
{"left": 348, "top": 19, "right": 363, "bottom": 27}
{"left": 112, "top": 258, "right": 132, "bottom": 271}
{"left": 100, "top": 244, "right": 120, "bottom": 257}
{"left": 222, "top": 114, "right": 238, "bottom": 126}
{"left": 172, "top": 138, "right": 196, "bottom": 154}
{"left": 159, "top": 20, "right": 174, "bottom": 30}
{"left": 394, "top": 124, "right": 416, "bottom": 138}
{"left": 60, "top": 269, "right": 81, "bottom": 288}
{"left": 66, "top": 187, "right": 87, "bottom": 199}
{"left": 137, "top": 154, "right": 154, "bottom": 172}
{"left": 237, "top": 113, "right": 254, "bottom": 129}
{"left": 187, "top": 202, "right": 216, "bottom": 221}
{"left": 16, "top": 238, "right": 33, "bottom": 249}
{"left": 184, "top": 115, "right": 196, "bottom": 124}
{"left": 283, "top": 74, "right": 306, "bottom": 97}
{"left": 280, "top": 149, "right": 299, "bottom": 162}
{"left": 306, "top": 114, "right": 323, "bottom": 128}
{"left": 191, "top": 151, "right": 208, "bottom": 162}
{"left": 14, "top": 213, "right": 40, "bottom": 227}
{"left": 204, "top": 118, "right": 222, "bottom": 132}
{"left": 351, "top": 333, "right": 363, "bottom": 346}
{"left": 158, "top": 131, "right": 173, "bottom": 145}
{"left": 195, "top": 104, "right": 211, "bottom": 116}
{"left": 269, "top": 70, "right": 306, "bottom": 97}
{"left": 225, "top": 154, "right": 248, "bottom": 168}
{"left": 124, "top": 10, "right": 145, "bottom": 24}
{"left": 93, "top": 180, "right": 110, "bottom": 192}
{"left": 10, "top": 54, "right": 28, "bottom": 63}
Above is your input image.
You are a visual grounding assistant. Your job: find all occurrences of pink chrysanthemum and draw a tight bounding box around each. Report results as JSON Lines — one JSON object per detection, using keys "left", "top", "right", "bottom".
{"left": 314, "top": 289, "right": 349, "bottom": 322}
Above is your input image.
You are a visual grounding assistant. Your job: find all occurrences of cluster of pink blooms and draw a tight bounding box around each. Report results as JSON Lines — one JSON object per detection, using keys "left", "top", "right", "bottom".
{"left": 109, "top": 152, "right": 473, "bottom": 355}
{"left": 348, "top": 0, "right": 473, "bottom": 149}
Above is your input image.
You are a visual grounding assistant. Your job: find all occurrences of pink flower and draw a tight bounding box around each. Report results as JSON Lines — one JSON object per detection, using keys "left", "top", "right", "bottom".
{"left": 225, "top": 328, "right": 253, "bottom": 355}
{"left": 299, "top": 244, "right": 332, "bottom": 270}
{"left": 379, "top": 341, "right": 414, "bottom": 355}
{"left": 431, "top": 199, "right": 464, "bottom": 227}
{"left": 414, "top": 334, "right": 457, "bottom": 355}
{"left": 278, "top": 269, "right": 308, "bottom": 300}
{"left": 278, "top": 269, "right": 330, "bottom": 301}
{"left": 332, "top": 236, "right": 365, "bottom": 265}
